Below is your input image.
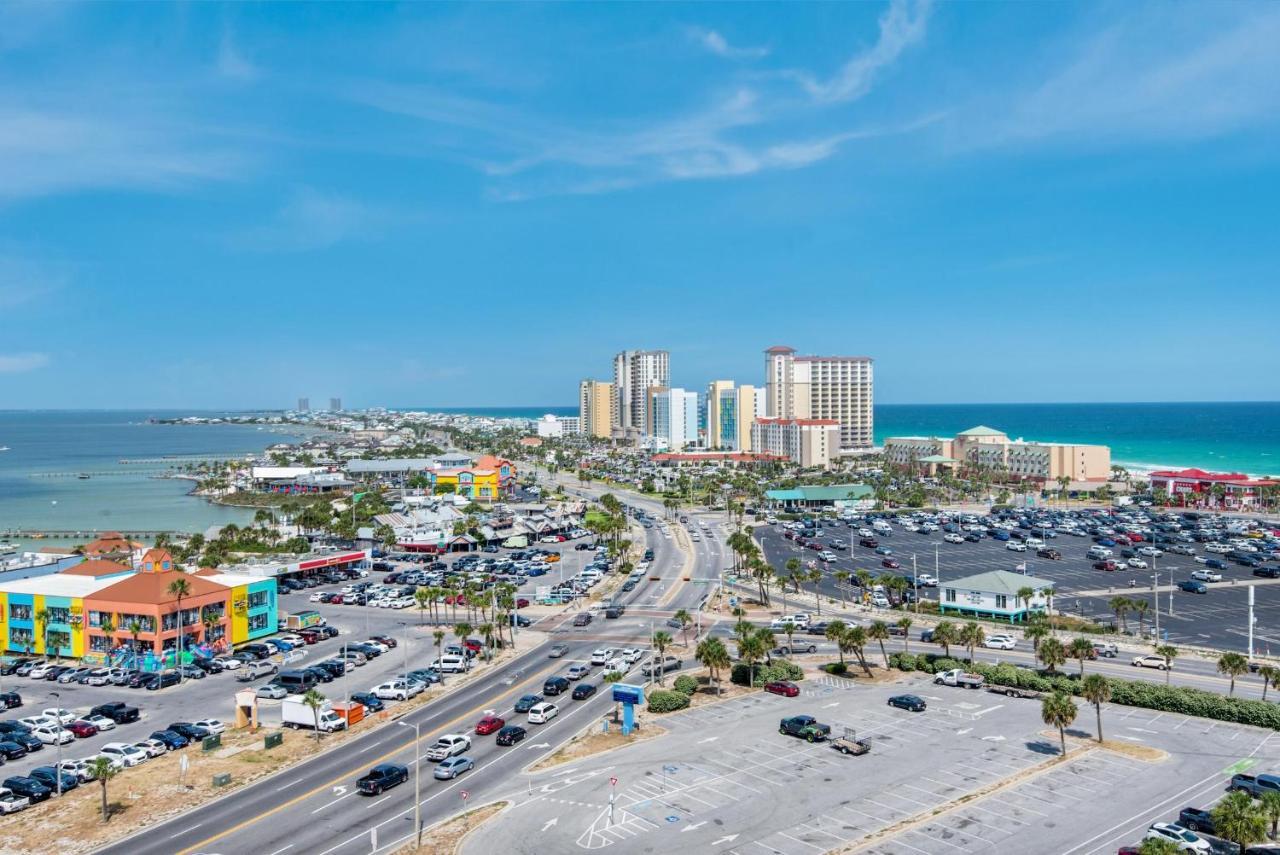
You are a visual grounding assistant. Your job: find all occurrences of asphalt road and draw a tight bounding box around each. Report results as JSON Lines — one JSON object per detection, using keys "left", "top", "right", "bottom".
{"left": 96, "top": 479, "right": 717, "bottom": 855}
{"left": 755, "top": 520, "right": 1280, "bottom": 655}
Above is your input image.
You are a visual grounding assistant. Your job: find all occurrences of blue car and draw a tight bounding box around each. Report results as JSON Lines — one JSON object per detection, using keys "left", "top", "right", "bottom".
{"left": 350, "top": 692, "right": 385, "bottom": 713}
{"left": 150, "top": 729, "right": 189, "bottom": 750}
{"left": 991, "top": 531, "right": 1010, "bottom": 541}
{"left": 1178, "top": 580, "right": 1208, "bottom": 594}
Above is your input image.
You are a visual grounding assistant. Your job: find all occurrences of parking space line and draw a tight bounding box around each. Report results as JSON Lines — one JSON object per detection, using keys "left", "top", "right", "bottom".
{"left": 905, "top": 827, "right": 969, "bottom": 851}
{"left": 794, "top": 822, "right": 850, "bottom": 842}
{"left": 964, "top": 803, "right": 1029, "bottom": 825}
{"left": 774, "top": 831, "right": 827, "bottom": 851}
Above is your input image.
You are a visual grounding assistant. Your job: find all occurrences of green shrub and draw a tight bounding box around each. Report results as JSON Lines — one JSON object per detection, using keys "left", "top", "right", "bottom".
{"left": 731, "top": 660, "right": 805, "bottom": 687}
{"left": 672, "top": 675, "right": 698, "bottom": 696}
{"left": 647, "top": 690, "right": 691, "bottom": 713}
{"left": 822, "top": 662, "right": 848, "bottom": 676}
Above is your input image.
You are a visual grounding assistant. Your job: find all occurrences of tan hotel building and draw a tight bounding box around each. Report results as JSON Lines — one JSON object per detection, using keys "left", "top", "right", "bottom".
{"left": 578, "top": 380, "right": 617, "bottom": 439}
{"left": 883, "top": 426, "right": 1110, "bottom": 482}
{"left": 764, "top": 346, "right": 874, "bottom": 451}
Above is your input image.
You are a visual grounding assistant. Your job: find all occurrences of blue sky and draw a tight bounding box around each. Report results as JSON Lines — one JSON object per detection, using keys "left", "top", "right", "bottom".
{"left": 1, "top": 1, "right": 1278, "bottom": 409}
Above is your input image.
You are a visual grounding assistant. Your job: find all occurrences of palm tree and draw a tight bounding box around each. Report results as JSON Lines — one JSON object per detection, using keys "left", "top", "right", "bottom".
{"left": 1037, "top": 637, "right": 1066, "bottom": 673}
{"left": 1041, "top": 691, "right": 1077, "bottom": 756}
{"left": 897, "top": 616, "right": 913, "bottom": 653}
{"left": 34, "top": 608, "right": 50, "bottom": 661}
{"left": 1081, "top": 674, "right": 1111, "bottom": 743}
{"left": 695, "top": 637, "right": 730, "bottom": 696}
{"left": 1211, "top": 789, "right": 1268, "bottom": 850}
{"left": 1218, "top": 652, "right": 1250, "bottom": 697}
{"left": 302, "top": 688, "right": 326, "bottom": 742}
{"left": 127, "top": 619, "right": 144, "bottom": 663}
{"left": 931, "top": 621, "right": 956, "bottom": 658}
{"left": 824, "top": 620, "right": 848, "bottom": 666}
{"left": 1069, "top": 637, "right": 1095, "bottom": 675}
{"left": 432, "top": 630, "right": 447, "bottom": 686}
{"left": 651, "top": 631, "right": 673, "bottom": 685}
{"left": 807, "top": 567, "right": 824, "bottom": 615}
{"left": 167, "top": 576, "right": 192, "bottom": 678}
{"left": 1155, "top": 644, "right": 1178, "bottom": 685}
{"left": 959, "top": 622, "right": 985, "bottom": 663}
{"left": 1131, "top": 599, "right": 1149, "bottom": 637}
{"left": 454, "top": 621, "right": 474, "bottom": 656}
{"left": 1136, "top": 836, "right": 1180, "bottom": 855}
{"left": 1016, "top": 586, "right": 1036, "bottom": 617}
{"left": 89, "top": 755, "right": 119, "bottom": 822}
{"left": 1259, "top": 790, "right": 1280, "bottom": 841}
{"left": 414, "top": 589, "right": 432, "bottom": 625}
{"left": 673, "top": 609, "right": 692, "bottom": 648}
{"left": 737, "top": 632, "right": 767, "bottom": 686}
{"left": 1025, "top": 619, "right": 1049, "bottom": 653}
{"left": 868, "top": 620, "right": 891, "bottom": 668}
{"left": 478, "top": 623, "right": 497, "bottom": 660}
{"left": 1109, "top": 596, "right": 1132, "bottom": 634}
{"left": 779, "top": 620, "right": 798, "bottom": 655}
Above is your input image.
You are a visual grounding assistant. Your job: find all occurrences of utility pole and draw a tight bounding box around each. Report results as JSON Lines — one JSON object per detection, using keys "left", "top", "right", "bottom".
{"left": 1249, "top": 584, "right": 1255, "bottom": 659}
{"left": 397, "top": 720, "right": 422, "bottom": 847}
{"left": 1152, "top": 573, "right": 1160, "bottom": 641}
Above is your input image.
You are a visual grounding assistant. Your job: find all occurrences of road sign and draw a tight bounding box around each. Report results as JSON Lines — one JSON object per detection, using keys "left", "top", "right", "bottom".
{"left": 610, "top": 776, "right": 618, "bottom": 786}
{"left": 461, "top": 790, "right": 469, "bottom": 800}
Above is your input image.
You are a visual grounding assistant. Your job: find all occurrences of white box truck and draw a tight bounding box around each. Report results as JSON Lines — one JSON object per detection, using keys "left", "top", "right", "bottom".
{"left": 281, "top": 696, "right": 348, "bottom": 732}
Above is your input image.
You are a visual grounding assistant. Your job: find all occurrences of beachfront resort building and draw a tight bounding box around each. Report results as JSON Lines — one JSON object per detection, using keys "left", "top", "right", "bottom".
{"left": 649, "top": 387, "right": 700, "bottom": 452}
{"left": 705, "top": 381, "right": 767, "bottom": 451}
{"left": 579, "top": 379, "right": 617, "bottom": 439}
{"left": 536, "top": 414, "right": 582, "bottom": 438}
{"left": 0, "top": 550, "right": 279, "bottom": 662}
{"left": 613, "top": 350, "right": 670, "bottom": 434}
{"left": 883, "top": 426, "right": 1111, "bottom": 483}
{"left": 1148, "top": 468, "right": 1279, "bottom": 509}
{"left": 751, "top": 418, "right": 842, "bottom": 469}
{"left": 764, "top": 346, "right": 874, "bottom": 451}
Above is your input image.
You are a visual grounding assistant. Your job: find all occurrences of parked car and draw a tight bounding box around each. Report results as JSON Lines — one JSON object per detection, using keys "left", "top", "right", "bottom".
{"left": 1, "top": 776, "right": 50, "bottom": 803}
{"left": 779, "top": 715, "right": 831, "bottom": 742}
{"left": 1132, "top": 654, "right": 1171, "bottom": 671}
{"left": 1144, "top": 822, "right": 1210, "bottom": 853}
{"left": 887, "top": 694, "right": 927, "bottom": 712}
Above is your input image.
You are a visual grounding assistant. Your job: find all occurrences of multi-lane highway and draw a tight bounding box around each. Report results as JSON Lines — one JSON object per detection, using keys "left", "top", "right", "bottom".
{"left": 99, "top": 477, "right": 726, "bottom": 855}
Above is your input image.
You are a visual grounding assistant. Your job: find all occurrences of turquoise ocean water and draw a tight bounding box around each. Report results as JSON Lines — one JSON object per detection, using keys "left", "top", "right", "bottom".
{"left": 1, "top": 403, "right": 1276, "bottom": 540}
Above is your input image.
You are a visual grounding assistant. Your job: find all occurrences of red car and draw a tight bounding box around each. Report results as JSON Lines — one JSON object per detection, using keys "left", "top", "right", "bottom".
{"left": 764, "top": 681, "right": 800, "bottom": 698}
{"left": 882, "top": 558, "right": 901, "bottom": 569}
{"left": 67, "top": 720, "right": 99, "bottom": 738}
{"left": 370, "top": 635, "right": 397, "bottom": 649}
{"left": 1093, "top": 560, "right": 1118, "bottom": 571}
{"left": 475, "top": 715, "right": 505, "bottom": 735}
{"left": 516, "top": 598, "right": 530, "bottom": 609}
{"left": 329, "top": 594, "right": 344, "bottom": 604}
{"left": 445, "top": 595, "right": 467, "bottom": 606}
{"left": 463, "top": 638, "right": 483, "bottom": 654}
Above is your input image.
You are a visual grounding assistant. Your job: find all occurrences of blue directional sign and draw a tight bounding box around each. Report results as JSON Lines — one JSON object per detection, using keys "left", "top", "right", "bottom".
{"left": 612, "top": 683, "right": 645, "bottom": 705}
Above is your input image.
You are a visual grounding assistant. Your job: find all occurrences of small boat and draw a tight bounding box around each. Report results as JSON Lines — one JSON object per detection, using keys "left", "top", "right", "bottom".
{"left": 78, "top": 473, "right": 91, "bottom": 480}
{"left": 0, "top": 446, "right": 10, "bottom": 452}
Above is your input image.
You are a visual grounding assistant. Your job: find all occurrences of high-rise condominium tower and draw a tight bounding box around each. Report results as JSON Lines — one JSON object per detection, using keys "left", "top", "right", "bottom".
{"left": 612, "top": 350, "right": 669, "bottom": 432}
{"left": 764, "top": 346, "right": 874, "bottom": 450}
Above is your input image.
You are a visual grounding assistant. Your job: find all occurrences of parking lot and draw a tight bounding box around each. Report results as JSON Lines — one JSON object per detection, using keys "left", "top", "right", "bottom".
{"left": 757, "top": 520, "right": 1280, "bottom": 652}
{"left": 472, "top": 673, "right": 1280, "bottom": 855}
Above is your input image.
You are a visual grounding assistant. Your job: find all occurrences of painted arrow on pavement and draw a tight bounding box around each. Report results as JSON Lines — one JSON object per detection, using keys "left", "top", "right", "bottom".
{"left": 332, "top": 785, "right": 347, "bottom": 796}
{"left": 541, "top": 818, "right": 559, "bottom": 832}
{"left": 527, "top": 742, "right": 552, "bottom": 750}
{"left": 711, "top": 834, "right": 740, "bottom": 846}
{"left": 680, "top": 821, "right": 708, "bottom": 833}
{"left": 822, "top": 702, "right": 840, "bottom": 709}
{"left": 698, "top": 736, "right": 719, "bottom": 744}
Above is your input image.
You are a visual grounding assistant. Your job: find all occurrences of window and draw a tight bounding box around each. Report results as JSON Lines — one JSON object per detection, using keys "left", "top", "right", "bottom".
{"left": 8, "top": 604, "right": 31, "bottom": 622}
{"left": 996, "top": 594, "right": 1008, "bottom": 610}
{"left": 944, "top": 588, "right": 956, "bottom": 603}
{"left": 48, "top": 607, "right": 71, "bottom": 625}
{"left": 248, "top": 613, "right": 269, "bottom": 632}
{"left": 248, "top": 590, "right": 269, "bottom": 609}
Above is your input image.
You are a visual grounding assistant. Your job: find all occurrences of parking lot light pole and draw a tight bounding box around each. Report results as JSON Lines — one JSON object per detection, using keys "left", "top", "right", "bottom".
{"left": 51, "top": 690, "right": 63, "bottom": 796}
{"left": 397, "top": 621, "right": 409, "bottom": 676}
{"left": 1152, "top": 573, "right": 1160, "bottom": 641}
{"left": 396, "top": 720, "right": 422, "bottom": 847}
{"left": 911, "top": 554, "right": 919, "bottom": 614}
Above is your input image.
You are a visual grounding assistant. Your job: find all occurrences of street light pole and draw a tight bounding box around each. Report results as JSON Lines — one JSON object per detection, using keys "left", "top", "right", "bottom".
{"left": 51, "top": 690, "right": 63, "bottom": 796}
{"left": 1152, "top": 573, "right": 1160, "bottom": 641}
{"left": 397, "top": 720, "right": 422, "bottom": 847}
{"left": 398, "top": 621, "right": 409, "bottom": 676}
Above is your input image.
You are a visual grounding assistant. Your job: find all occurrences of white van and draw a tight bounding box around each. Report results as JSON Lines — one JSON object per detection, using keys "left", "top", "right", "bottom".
{"left": 527, "top": 702, "right": 558, "bottom": 724}
{"left": 1087, "top": 546, "right": 1113, "bottom": 560}
{"left": 872, "top": 520, "right": 892, "bottom": 534}
{"left": 433, "top": 655, "right": 469, "bottom": 674}
{"left": 770, "top": 614, "right": 811, "bottom": 630}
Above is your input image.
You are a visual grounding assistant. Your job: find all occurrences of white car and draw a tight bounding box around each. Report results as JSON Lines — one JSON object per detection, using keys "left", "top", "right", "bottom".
{"left": 1190, "top": 569, "right": 1222, "bottom": 583}
{"left": 101, "top": 742, "right": 148, "bottom": 767}
{"left": 32, "top": 725, "right": 75, "bottom": 745}
{"left": 590, "top": 648, "right": 615, "bottom": 666}
{"left": 373, "top": 680, "right": 420, "bottom": 701}
{"left": 85, "top": 714, "right": 117, "bottom": 731}
{"left": 1206, "top": 543, "right": 1233, "bottom": 553}
{"left": 91, "top": 752, "right": 126, "bottom": 772}
{"left": 604, "top": 657, "right": 627, "bottom": 673}
{"left": 135, "top": 738, "right": 168, "bottom": 759}
{"left": 527, "top": 702, "right": 559, "bottom": 724}
{"left": 622, "top": 648, "right": 643, "bottom": 664}
{"left": 57, "top": 758, "right": 98, "bottom": 782}
{"left": 1132, "top": 655, "right": 1170, "bottom": 671}
{"left": 363, "top": 640, "right": 390, "bottom": 654}
{"left": 1006, "top": 542, "right": 1027, "bottom": 552}
{"left": 915, "top": 573, "right": 939, "bottom": 587}
{"left": 309, "top": 592, "right": 326, "bottom": 602}
{"left": 42, "top": 708, "right": 77, "bottom": 726}
{"left": 1138, "top": 546, "right": 1164, "bottom": 557}
{"left": 943, "top": 533, "right": 964, "bottom": 544}
{"left": 214, "top": 656, "right": 242, "bottom": 670}
{"left": 1024, "top": 537, "right": 1044, "bottom": 548}
{"left": 984, "top": 634, "right": 1016, "bottom": 650}
{"left": 0, "top": 786, "right": 29, "bottom": 814}
{"left": 18, "top": 715, "right": 55, "bottom": 730}
{"left": 1145, "top": 822, "right": 1210, "bottom": 853}
{"left": 85, "top": 669, "right": 114, "bottom": 686}
{"left": 1126, "top": 558, "right": 1148, "bottom": 569}
{"left": 425, "top": 734, "right": 471, "bottom": 761}
{"left": 194, "top": 719, "right": 226, "bottom": 735}
{"left": 27, "top": 663, "right": 55, "bottom": 679}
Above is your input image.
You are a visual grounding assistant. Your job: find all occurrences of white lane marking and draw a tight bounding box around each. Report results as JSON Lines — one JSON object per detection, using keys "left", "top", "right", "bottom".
{"left": 169, "top": 823, "right": 203, "bottom": 839}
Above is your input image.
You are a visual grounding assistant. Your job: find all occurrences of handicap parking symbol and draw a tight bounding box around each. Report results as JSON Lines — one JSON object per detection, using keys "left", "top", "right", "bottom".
{"left": 666, "top": 816, "right": 680, "bottom": 823}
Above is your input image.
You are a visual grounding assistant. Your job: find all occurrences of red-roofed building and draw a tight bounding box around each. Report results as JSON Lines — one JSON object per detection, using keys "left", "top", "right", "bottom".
{"left": 651, "top": 451, "right": 788, "bottom": 469}
{"left": 1149, "top": 468, "right": 1279, "bottom": 508}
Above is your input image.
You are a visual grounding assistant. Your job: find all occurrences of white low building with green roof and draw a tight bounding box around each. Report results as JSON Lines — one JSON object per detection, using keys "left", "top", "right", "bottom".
{"left": 939, "top": 569, "right": 1053, "bottom": 623}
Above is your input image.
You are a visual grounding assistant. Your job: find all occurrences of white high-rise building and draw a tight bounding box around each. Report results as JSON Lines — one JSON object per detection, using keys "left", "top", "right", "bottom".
{"left": 764, "top": 346, "right": 874, "bottom": 451}
{"left": 650, "top": 387, "right": 699, "bottom": 451}
{"left": 613, "top": 350, "right": 669, "bottom": 432}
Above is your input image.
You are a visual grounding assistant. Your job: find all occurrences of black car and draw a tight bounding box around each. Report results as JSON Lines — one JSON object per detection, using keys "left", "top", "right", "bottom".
{"left": 315, "top": 661, "right": 348, "bottom": 679}
{"left": 496, "top": 725, "right": 527, "bottom": 746}
{"left": 0, "top": 659, "right": 28, "bottom": 676}
{"left": 543, "top": 676, "right": 571, "bottom": 696}
{"left": 887, "top": 694, "right": 927, "bottom": 712}
{"left": 572, "top": 613, "right": 593, "bottom": 627}
{"left": 89, "top": 703, "right": 140, "bottom": 724}
{"left": 3, "top": 775, "right": 51, "bottom": 802}
{"left": 0, "top": 692, "right": 20, "bottom": 710}
{"left": 571, "top": 683, "right": 597, "bottom": 701}
{"left": 350, "top": 692, "right": 385, "bottom": 713}
{"left": 514, "top": 694, "right": 543, "bottom": 713}
{"left": 145, "top": 671, "right": 182, "bottom": 690}
{"left": 1254, "top": 566, "right": 1280, "bottom": 579}
{"left": 0, "top": 740, "right": 28, "bottom": 759}
{"left": 0, "top": 727, "right": 41, "bottom": 753}
{"left": 150, "top": 730, "right": 189, "bottom": 750}
{"left": 167, "top": 722, "right": 210, "bottom": 741}
{"left": 1178, "top": 807, "right": 1216, "bottom": 835}
{"left": 45, "top": 665, "right": 73, "bottom": 681}
{"left": 303, "top": 666, "right": 334, "bottom": 684}
{"left": 193, "top": 658, "right": 224, "bottom": 674}
{"left": 356, "top": 763, "right": 408, "bottom": 795}
{"left": 30, "top": 766, "right": 78, "bottom": 793}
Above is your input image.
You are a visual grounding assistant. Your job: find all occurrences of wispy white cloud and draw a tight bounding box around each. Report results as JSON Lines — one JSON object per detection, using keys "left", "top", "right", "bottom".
{"left": 0, "top": 352, "right": 49, "bottom": 374}
{"left": 234, "top": 187, "right": 388, "bottom": 251}
{"left": 688, "top": 27, "right": 769, "bottom": 60}
{"left": 980, "top": 5, "right": 1280, "bottom": 147}
{"left": 217, "top": 30, "right": 258, "bottom": 82}
{"left": 790, "top": 0, "right": 931, "bottom": 103}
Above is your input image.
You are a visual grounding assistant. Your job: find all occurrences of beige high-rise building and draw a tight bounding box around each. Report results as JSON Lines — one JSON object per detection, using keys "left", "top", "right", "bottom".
{"left": 578, "top": 380, "right": 617, "bottom": 439}
{"left": 705, "top": 381, "right": 767, "bottom": 451}
{"left": 883, "top": 425, "right": 1111, "bottom": 482}
{"left": 751, "top": 418, "right": 841, "bottom": 469}
{"left": 736, "top": 384, "right": 765, "bottom": 451}
{"left": 764, "top": 346, "right": 874, "bottom": 450}
{"left": 612, "top": 350, "right": 669, "bottom": 432}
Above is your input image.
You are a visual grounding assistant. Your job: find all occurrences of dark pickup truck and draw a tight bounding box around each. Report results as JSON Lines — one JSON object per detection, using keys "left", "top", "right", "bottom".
{"left": 779, "top": 715, "right": 831, "bottom": 742}
{"left": 1230, "top": 772, "right": 1280, "bottom": 797}
{"left": 89, "top": 702, "right": 140, "bottom": 724}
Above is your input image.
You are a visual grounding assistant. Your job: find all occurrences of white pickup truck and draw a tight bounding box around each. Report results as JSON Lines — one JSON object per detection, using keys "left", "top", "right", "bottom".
{"left": 425, "top": 734, "right": 471, "bottom": 761}
{"left": 934, "top": 668, "right": 985, "bottom": 689}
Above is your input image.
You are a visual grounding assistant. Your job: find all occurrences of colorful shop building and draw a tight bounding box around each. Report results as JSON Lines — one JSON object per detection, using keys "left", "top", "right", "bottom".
{"left": 0, "top": 550, "right": 278, "bottom": 663}
{"left": 427, "top": 455, "right": 518, "bottom": 501}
